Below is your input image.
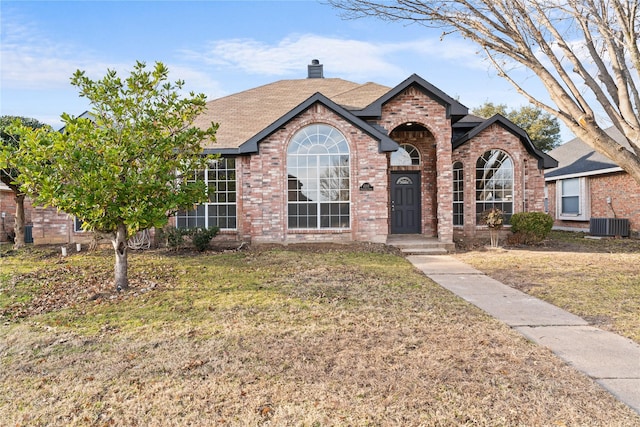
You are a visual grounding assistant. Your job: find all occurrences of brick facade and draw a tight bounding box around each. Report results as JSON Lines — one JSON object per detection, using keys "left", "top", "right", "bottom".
{"left": 30, "top": 206, "right": 94, "bottom": 245}
{"left": 240, "top": 104, "right": 391, "bottom": 244}
{"left": 17, "top": 75, "right": 551, "bottom": 247}
{"left": 378, "top": 87, "right": 454, "bottom": 241}
{"left": 452, "top": 123, "right": 547, "bottom": 238}
{"left": 547, "top": 171, "right": 640, "bottom": 235}
{"left": 0, "top": 188, "right": 33, "bottom": 242}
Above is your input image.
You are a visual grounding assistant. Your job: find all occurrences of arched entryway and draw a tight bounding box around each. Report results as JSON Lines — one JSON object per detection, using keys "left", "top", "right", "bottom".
{"left": 389, "top": 123, "right": 438, "bottom": 236}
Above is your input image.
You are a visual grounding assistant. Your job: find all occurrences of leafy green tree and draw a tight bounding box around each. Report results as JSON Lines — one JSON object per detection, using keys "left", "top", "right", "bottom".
{"left": 0, "top": 116, "right": 50, "bottom": 248}
{"left": 9, "top": 61, "right": 218, "bottom": 290}
{"left": 472, "top": 102, "right": 561, "bottom": 152}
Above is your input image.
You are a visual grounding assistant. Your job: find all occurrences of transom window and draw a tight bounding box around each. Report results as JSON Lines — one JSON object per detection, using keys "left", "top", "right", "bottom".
{"left": 177, "top": 157, "right": 237, "bottom": 230}
{"left": 391, "top": 143, "right": 421, "bottom": 166}
{"left": 453, "top": 162, "right": 464, "bottom": 226}
{"left": 476, "top": 149, "right": 513, "bottom": 223}
{"left": 287, "top": 124, "right": 350, "bottom": 229}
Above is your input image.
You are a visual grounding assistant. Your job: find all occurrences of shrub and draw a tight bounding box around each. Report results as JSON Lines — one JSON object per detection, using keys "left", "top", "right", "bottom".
{"left": 163, "top": 226, "right": 188, "bottom": 250}
{"left": 509, "top": 212, "right": 554, "bottom": 244}
{"left": 189, "top": 227, "right": 219, "bottom": 252}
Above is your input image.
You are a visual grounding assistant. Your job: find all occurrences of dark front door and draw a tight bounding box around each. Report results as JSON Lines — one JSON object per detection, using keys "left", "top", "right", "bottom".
{"left": 390, "top": 172, "right": 421, "bottom": 234}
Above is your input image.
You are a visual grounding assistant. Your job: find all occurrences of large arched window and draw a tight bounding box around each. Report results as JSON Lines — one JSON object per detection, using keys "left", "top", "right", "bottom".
{"left": 453, "top": 161, "right": 464, "bottom": 226}
{"left": 476, "top": 149, "right": 513, "bottom": 222}
{"left": 287, "top": 124, "right": 350, "bottom": 229}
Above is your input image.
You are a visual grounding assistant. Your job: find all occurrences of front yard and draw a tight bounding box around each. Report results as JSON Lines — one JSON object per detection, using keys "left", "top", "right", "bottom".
{"left": 1, "top": 236, "right": 639, "bottom": 425}
{"left": 455, "top": 231, "right": 640, "bottom": 344}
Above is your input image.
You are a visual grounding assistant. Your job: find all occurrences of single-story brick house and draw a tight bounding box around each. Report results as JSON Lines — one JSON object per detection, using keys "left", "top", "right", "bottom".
{"left": 545, "top": 127, "right": 639, "bottom": 237}
{"left": 17, "top": 60, "right": 557, "bottom": 247}
{"left": 177, "top": 60, "right": 556, "bottom": 246}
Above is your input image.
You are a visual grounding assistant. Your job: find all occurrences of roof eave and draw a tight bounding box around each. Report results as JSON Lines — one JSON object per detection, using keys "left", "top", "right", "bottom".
{"left": 237, "top": 92, "right": 399, "bottom": 154}
{"left": 453, "top": 114, "right": 558, "bottom": 169}
{"left": 353, "top": 74, "right": 468, "bottom": 120}
{"left": 545, "top": 166, "right": 624, "bottom": 181}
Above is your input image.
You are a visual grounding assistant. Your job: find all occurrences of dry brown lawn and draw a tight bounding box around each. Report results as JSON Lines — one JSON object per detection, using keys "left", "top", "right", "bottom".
{"left": 1, "top": 239, "right": 639, "bottom": 426}
{"left": 455, "top": 231, "right": 640, "bottom": 344}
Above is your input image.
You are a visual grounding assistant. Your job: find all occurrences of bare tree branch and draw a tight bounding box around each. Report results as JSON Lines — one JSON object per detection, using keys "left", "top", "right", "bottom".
{"left": 329, "top": 0, "right": 640, "bottom": 183}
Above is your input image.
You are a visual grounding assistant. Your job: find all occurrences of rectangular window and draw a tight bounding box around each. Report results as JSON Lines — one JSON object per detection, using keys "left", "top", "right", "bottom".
{"left": 74, "top": 217, "right": 87, "bottom": 233}
{"left": 557, "top": 177, "right": 589, "bottom": 220}
{"left": 453, "top": 162, "right": 464, "bottom": 226}
{"left": 177, "top": 157, "right": 237, "bottom": 230}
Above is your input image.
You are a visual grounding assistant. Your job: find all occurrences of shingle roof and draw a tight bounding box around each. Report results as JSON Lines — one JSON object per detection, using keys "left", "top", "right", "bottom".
{"left": 193, "top": 78, "right": 390, "bottom": 150}
{"left": 545, "top": 127, "right": 627, "bottom": 179}
{"left": 453, "top": 114, "right": 558, "bottom": 169}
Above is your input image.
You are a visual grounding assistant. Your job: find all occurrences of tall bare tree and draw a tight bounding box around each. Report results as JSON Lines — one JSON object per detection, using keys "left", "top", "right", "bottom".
{"left": 330, "top": 0, "right": 640, "bottom": 184}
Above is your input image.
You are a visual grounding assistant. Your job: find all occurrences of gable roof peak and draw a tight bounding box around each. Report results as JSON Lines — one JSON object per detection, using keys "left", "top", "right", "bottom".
{"left": 453, "top": 113, "right": 558, "bottom": 169}
{"left": 355, "top": 73, "right": 468, "bottom": 119}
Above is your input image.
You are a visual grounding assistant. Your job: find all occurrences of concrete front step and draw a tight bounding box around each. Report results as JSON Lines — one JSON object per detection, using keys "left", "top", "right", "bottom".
{"left": 400, "top": 247, "right": 449, "bottom": 255}
{"left": 386, "top": 235, "right": 454, "bottom": 255}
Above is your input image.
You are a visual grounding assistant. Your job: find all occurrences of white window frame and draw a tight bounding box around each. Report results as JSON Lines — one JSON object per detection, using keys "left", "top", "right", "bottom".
{"left": 452, "top": 161, "right": 464, "bottom": 226}
{"left": 176, "top": 157, "right": 237, "bottom": 230}
{"left": 475, "top": 149, "right": 514, "bottom": 223}
{"left": 287, "top": 124, "right": 351, "bottom": 230}
{"left": 556, "top": 177, "right": 590, "bottom": 221}
{"left": 74, "top": 217, "right": 87, "bottom": 233}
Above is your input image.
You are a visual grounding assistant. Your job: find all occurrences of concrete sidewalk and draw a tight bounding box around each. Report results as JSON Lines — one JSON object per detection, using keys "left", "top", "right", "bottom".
{"left": 407, "top": 255, "right": 640, "bottom": 415}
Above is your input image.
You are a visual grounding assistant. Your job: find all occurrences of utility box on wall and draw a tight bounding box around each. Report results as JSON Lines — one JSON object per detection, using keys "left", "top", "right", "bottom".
{"left": 589, "top": 218, "right": 630, "bottom": 237}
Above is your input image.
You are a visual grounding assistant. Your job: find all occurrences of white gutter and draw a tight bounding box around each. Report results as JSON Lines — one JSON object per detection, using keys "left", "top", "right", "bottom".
{"left": 545, "top": 166, "right": 624, "bottom": 182}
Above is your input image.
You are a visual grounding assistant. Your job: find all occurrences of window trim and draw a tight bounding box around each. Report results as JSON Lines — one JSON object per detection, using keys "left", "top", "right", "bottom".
{"left": 475, "top": 149, "right": 514, "bottom": 224}
{"left": 74, "top": 217, "right": 87, "bottom": 233}
{"left": 287, "top": 124, "right": 351, "bottom": 230}
{"left": 176, "top": 157, "right": 237, "bottom": 230}
{"left": 391, "top": 143, "right": 421, "bottom": 166}
{"left": 452, "top": 161, "right": 464, "bottom": 226}
{"left": 556, "top": 177, "right": 589, "bottom": 221}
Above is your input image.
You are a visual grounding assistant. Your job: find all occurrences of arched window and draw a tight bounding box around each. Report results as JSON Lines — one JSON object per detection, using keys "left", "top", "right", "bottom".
{"left": 476, "top": 149, "right": 513, "bottom": 223}
{"left": 390, "top": 143, "right": 421, "bottom": 166}
{"left": 453, "top": 161, "right": 464, "bottom": 226}
{"left": 287, "top": 124, "right": 350, "bottom": 229}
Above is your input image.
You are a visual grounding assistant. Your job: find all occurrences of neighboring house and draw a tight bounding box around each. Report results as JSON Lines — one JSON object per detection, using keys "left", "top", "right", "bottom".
{"left": 545, "top": 126, "right": 639, "bottom": 237}
{"left": 1, "top": 182, "right": 18, "bottom": 242}
{"left": 21, "top": 60, "right": 558, "bottom": 247}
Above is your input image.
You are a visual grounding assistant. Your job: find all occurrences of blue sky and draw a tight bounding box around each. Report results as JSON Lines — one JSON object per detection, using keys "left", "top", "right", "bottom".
{"left": 1, "top": 0, "right": 571, "bottom": 139}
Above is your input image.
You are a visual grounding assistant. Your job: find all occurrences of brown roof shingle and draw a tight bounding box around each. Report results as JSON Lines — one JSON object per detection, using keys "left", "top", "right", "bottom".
{"left": 193, "top": 78, "right": 390, "bottom": 150}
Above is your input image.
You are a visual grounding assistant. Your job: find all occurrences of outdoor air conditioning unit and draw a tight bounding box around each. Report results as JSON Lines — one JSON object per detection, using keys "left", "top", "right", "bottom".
{"left": 589, "top": 218, "right": 630, "bottom": 237}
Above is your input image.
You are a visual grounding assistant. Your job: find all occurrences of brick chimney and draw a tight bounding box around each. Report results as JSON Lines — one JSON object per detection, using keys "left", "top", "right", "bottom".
{"left": 307, "top": 59, "right": 324, "bottom": 79}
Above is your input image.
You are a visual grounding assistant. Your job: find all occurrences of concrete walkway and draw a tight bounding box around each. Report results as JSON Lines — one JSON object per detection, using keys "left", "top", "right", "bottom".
{"left": 407, "top": 254, "right": 640, "bottom": 415}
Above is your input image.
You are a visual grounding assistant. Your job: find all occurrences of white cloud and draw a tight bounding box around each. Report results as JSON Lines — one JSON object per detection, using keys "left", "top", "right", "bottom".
{"left": 180, "top": 33, "right": 486, "bottom": 83}
{"left": 0, "top": 12, "right": 225, "bottom": 97}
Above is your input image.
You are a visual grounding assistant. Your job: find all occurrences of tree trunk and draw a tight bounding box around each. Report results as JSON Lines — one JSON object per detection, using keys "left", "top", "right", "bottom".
{"left": 112, "top": 223, "right": 129, "bottom": 291}
{"left": 13, "top": 194, "right": 26, "bottom": 249}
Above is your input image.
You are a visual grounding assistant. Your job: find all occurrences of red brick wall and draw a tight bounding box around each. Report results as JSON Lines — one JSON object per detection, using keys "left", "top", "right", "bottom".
{"left": 31, "top": 206, "right": 94, "bottom": 245}
{"left": 0, "top": 189, "right": 34, "bottom": 242}
{"left": 374, "top": 86, "right": 454, "bottom": 241}
{"left": 452, "top": 123, "right": 547, "bottom": 238}
{"left": 240, "top": 103, "right": 390, "bottom": 244}
{"left": 547, "top": 171, "right": 640, "bottom": 235}
{"left": 390, "top": 130, "right": 438, "bottom": 236}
